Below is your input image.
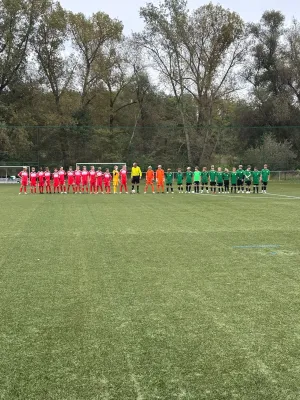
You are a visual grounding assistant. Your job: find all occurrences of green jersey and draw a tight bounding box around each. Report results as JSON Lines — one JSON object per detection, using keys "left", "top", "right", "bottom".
{"left": 209, "top": 170, "right": 217, "bottom": 182}
{"left": 236, "top": 169, "right": 245, "bottom": 179}
{"left": 223, "top": 172, "right": 230, "bottom": 181}
{"left": 176, "top": 172, "right": 183, "bottom": 185}
{"left": 201, "top": 171, "right": 209, "bottom": 184}
{"left": 252, "top": 171, "right": 261, "bottom": 185}
{"left": 193, "top": 171, "right": 201, "bottom": 182}
{"left": 231, "top": 171, "right": 237, "bottom": 184}
{"left": 186, "top": 171, "right": 193, "bottom": 184}
{"left": 166, "top": 172, "right": 173, "bottom": 184}
{"left": 261, "top": 168, "right": 270, "bottom": 182}
{"left": 216, "top": 171, "right": 224, "bottom": 184}
{"left": 244, "top": 170, "right": 252, "bottom": 181}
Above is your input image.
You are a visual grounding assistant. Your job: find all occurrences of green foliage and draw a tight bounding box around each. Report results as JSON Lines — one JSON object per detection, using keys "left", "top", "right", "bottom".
{"left": 243, "top": 134, "right": 297, "bottom": 169}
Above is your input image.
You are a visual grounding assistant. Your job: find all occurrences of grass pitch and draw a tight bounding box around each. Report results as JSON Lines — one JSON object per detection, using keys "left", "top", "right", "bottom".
{"left": 1, "top": 182, "right": 300, "bottom": 399}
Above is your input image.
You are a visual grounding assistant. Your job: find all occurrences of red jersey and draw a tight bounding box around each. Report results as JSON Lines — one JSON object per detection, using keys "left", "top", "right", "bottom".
{"left": 74, "top": 170, "right": 81, "bottom": 185}
{"left": 120, "top": 169, "right": 127, "bottom": 183}
{"left": 96, "top": 171, "right": 103, "bottom": 184}
{"left": 89, "top": 170, "right": 96, "bottom": 184}
{"left": 81, "top": 170, "right": 89, "bottom": 184}
{"left": 67, "top": 171, "right": 74, "bottom": 185}
{"left": 103, "top": 173, "right": 111, "bottom": 186}
{"left": 58, "top": 170, "right": 65, "bottom": 183}
{"left": 18, "top": 171, "right": 28, "bottom": 185}
{"left": 53, "top": 172, "right": 59, "bottom": 186}
{"left": 38, "top": 171, "right": 44, "bottom": 183}
{"left": 44, "top": 171, "right": 51, "bottom": 184}
{"left": 30, "top": 172, "right": 37, "bottom": 185}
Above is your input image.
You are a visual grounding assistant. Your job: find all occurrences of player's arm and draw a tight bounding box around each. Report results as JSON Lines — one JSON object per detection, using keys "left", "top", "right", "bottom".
{"left": 139, "top": 167, "right": 142, "bottom": 178}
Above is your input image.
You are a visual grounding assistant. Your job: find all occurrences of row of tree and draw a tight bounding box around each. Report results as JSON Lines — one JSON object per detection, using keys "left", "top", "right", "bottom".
{"left": 0, "top": 0, "right": 299, "bottom": 169}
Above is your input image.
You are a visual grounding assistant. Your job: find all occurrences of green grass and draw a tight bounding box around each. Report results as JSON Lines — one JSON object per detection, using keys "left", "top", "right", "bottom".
{"left": 1, "top": 182, "right": 300, "bottom": 399}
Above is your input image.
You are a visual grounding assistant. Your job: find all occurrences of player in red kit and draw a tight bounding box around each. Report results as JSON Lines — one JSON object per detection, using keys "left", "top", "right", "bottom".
{"left": 74, "top": 166, "right": 81, "bottom": 193}
{"left": 81, "top": 166, "right": 89, "bottom": 193}
{"left": 18, "top": 167, "right": 28, "bottom": 194}
{"left": 96, "top": 167, "right": 103, "bottom": 194}
{"left": 119, "top": 165, "right": 128, "bottom": 193}
{"left": 37, "top": 167, "right": 45, "bottom": 194}
{"left": 89, "top": 166, "right": 96, "bottom": 194}
{"left": 103, "top": 169, "right": 112, "bottom": 193}
{"left": 30, "top": 167, "right": 37, "bottom": 194}
{"left": 53, "top": 169, "right": 60, "bottom": 193}
{"left": 59, "top": 167, "right": 66, "bottom": 194}
{"left": 44, "top": 167, "right": 51, "bottom": 193}
{"left": 67, "top": 167, "right": 75, "bottom": 193}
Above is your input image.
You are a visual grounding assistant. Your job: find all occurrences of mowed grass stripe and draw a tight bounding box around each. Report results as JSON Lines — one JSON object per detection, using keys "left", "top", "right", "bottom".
{"left": 0, "top": 183, "right": 300, "bottom": 399}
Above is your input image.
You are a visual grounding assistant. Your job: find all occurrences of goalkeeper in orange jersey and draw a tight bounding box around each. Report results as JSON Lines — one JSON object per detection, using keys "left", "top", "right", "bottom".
{"left": 144, "top": 166, "right": 155, "bottom": 194}
{"left": 156, "top": 165, "right": 165, "bottom": 193}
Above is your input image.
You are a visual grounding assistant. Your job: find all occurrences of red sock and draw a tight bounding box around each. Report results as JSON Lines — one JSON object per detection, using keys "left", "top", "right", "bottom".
{"left": 24, "top": 187, "right": 27, "bottom": 193}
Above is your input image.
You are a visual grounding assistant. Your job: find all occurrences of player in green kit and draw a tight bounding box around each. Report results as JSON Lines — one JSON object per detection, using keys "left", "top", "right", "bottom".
{"left": 244, "top": 166, "right": 252, "bottom": 194}
{"left": 166, "top": 168, "right": 174, "bottom": 193}
{"left": 216, "top": 167, "right": 224, "bottom": 193}
{"left": 193, "top": 167, "right": 201, "bottom": 194}
{"left": 185, "top": 167, "right": 193, "bottom": 193}
{"left": 209, "top": 165, "right": 217, "bottom": 194}
{"left": 223, "top": 168, "right": 230, "bottom": 193}
{"left": 201, "top": 167, "right": 209, "bottom": 193}
{"left": 261, "top": 164, "right": 270, "bottom": 193}
{"left": 252, "top": 167, "right": 261, "bottom": 194}
{"left": 230, "top": 167, "right": 237, "bottom": 193}
{"left": 176, "top": 168, "right": 184, "bottom": 193}
{"left": 236, "top": 165, "right": 245, "bottom": 193}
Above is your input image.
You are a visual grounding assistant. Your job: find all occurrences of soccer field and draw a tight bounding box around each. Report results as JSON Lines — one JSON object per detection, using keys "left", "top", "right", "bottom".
{"left": 1, "top": 183, "right": 300, "bottom": 400}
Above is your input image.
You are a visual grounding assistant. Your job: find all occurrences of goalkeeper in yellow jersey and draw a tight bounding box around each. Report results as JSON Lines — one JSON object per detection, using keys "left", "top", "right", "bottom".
{"left": 112, "top": 165, "right": 120, "bottom": 194}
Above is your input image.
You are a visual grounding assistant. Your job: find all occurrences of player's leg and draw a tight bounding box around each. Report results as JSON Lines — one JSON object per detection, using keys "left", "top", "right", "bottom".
{"left": 144, "top": 182, "right": 148, "bottom": 193}
{"left": 170, "top": 184, "right": 173, "bottom": 193}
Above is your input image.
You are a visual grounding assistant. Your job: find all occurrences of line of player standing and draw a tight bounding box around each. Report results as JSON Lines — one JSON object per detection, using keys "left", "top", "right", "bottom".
{"left": 17, "top": 163, "right": 270, "bottom": 195}
{"left": 18, "top": 165, "right": 128, "bottom": 194}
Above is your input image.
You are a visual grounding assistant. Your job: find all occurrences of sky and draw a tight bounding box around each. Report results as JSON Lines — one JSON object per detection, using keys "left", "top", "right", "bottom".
{"left": 60, "top": 0, "right": 299, "bottom": 34}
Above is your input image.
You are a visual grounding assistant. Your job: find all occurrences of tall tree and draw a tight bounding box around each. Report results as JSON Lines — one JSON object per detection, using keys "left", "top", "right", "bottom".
{"left": 137, "top": 0, "right": 245, "bottom": 164}
{"left": 0, "top": 0, "right": 45, "bottom": 94}
{"left": 68, "top": 11, "right": 123, "bottom": 108}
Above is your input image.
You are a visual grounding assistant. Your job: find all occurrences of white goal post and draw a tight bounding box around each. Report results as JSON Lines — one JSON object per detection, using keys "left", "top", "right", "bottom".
{"left": 0, "top": 165, "right": 31, "bottom": 183}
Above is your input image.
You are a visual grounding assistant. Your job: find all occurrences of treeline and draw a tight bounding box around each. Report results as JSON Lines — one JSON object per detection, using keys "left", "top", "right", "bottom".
{"left": 0, "top": 0, "right": 299, "bottom": 169}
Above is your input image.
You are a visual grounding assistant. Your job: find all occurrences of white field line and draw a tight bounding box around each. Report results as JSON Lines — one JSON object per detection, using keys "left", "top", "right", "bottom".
{"left": 265, "top": 193, "right": 300, "bottom": 199}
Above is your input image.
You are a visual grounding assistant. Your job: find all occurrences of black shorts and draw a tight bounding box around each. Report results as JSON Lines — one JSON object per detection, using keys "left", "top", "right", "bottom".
{"left": 201, "top": 182, "right": 208, "bottom": 186}
{"left": 194, "top": 181, "right": 200, "bottom": 185}
{"left": 253, "top": 183, "right": 259, "bottom": 186}
{"left": 245, "top": 180, "right": 251, "bottom": 186}
{"left": 231, "top": 183, "right": 237, "bottom": 187}
{"left": 210, "top": 182, "right": 216, "bottom": 186}
{"left": 237, "top": 179, "right": 244, "bottom": 186}
{"left": 262, "top": 181, "right": 268, "bottom": 186}
{"left": 224, "top": 180, "right": 229, "bottom": 186}
{"left": 217, "top": 182, "right": 223, "bottom": 187}
{"left": 166, "top": 183, "right": 172, "bottom": 186}
{"left": 186, "top": 182, "right": 192, "bottom": 186}
{"left": 131, "top": 176, "right": 140, "bottom": 184}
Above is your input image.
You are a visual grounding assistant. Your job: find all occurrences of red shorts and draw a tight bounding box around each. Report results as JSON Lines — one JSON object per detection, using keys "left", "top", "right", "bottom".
{"left": 21, "top": 181, "right": 28, "bottom": 186}
{"left": 39, "top": 181, "right": 44, "bottom": 187}
{"left": 82, "top": 180, "right": 88, "bottom": 186}
{"left": 104, "top": 182, "right": 110, "bottom": 187}
{"left": 54, "top": 181, "right": 59, "bottom": 187}
{"left": 59, "top": 180, "right": 65, "bottom": 185}
{"left": 68, "top": 180, "right": 74, "bottom": 185}
{"left": 45, "top": 180, "right": 51, "bottom": 186}
{"left": 30, "top": 182, "right": 36, "bottom": 187}
{"left": 75, "top": 180, "right": 81, "bottom": 186}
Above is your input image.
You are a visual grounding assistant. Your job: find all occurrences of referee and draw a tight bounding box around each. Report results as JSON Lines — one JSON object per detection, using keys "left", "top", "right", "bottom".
{"left": 131, "top": 162, "right": 142, "bottom": 194}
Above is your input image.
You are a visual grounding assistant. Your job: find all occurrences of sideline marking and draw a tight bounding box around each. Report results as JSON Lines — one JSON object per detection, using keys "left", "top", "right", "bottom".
{"left": 232, "top": 245, "right": 280, "bottom": 249}
{"left": 266, "top": 193, "right": 300, "bottom": 199}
